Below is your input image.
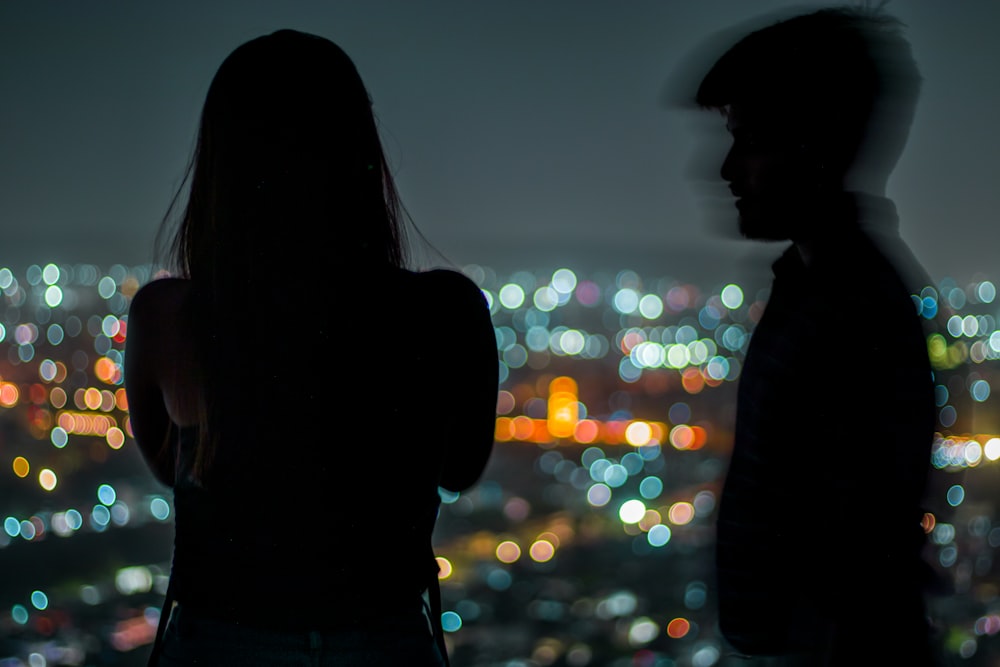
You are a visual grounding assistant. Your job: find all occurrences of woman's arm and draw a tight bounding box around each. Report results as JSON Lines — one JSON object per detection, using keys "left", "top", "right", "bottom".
{"left": 425, "top": 269, "right": 499, "bottom": 492}
{"left": 123, "top": 280, "right": 178, "bottom": 487}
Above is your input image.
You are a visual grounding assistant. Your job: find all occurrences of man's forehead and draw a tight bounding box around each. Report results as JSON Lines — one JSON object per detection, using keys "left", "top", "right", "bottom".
{"left": 723, "top": 102, "right": 799, "bottom": 135}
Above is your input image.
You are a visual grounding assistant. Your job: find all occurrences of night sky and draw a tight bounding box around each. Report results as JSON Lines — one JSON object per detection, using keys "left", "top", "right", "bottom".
{"left": 2, "top": 1, "right": 998, "bottom": 288}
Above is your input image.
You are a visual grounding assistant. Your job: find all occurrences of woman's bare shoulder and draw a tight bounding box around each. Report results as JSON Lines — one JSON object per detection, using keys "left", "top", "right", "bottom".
{"left": 410, "top": 268, "right": 486, "bottom": 305}
{"left": 128, "top": 277, "right": 193, "bottom": 325}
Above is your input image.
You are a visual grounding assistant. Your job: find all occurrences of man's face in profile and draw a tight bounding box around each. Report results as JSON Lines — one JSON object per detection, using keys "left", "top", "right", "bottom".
{"left": 721, "top": 103, "right": 826, "bottom": 242}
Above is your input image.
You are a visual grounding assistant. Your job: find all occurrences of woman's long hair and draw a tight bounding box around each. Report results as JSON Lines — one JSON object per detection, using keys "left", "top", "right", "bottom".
{"left": 154, "top": 30, "right": 410, "bottom": 481}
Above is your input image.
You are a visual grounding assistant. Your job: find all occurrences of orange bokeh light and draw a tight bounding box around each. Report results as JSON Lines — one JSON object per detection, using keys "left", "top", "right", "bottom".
{"left": 95, "top": 358, "right": 116, "bottom": 383}
{"left": 670, "top": 425, "right": 694, "bottom": 450}
{"left": 0, "top": 383, "right": 19, "bottom": 407}
{"left": 681, "top": 367, "right": 705, "bottom": 394}
{"left": 529, "top": 539, "right": 555, "bottom": 563}
{"left": 496, "top": 540, "right": 521, "bottom": 563}
{"left": 107, "top": 427, "right": 126, "bottom": 450}
{"left": 12, "top": 456, "right": 30, "bottom": 478}
{"left": 574, "top": 419, "right": 599, "bottom": 443}
{"left": 667, "top": 502, "right": 695, "bottom": 526}
{"left": 494, "top": 417, "right": 514, "bottom": 441}
{"left": 511, "top": 416, "right": 535, "bottom": 441}
{"left": 115, "top": 388, "right": 129, "bottom": 411}
{"left": 84, "top": 388, "right": 102, "bottom": 410}
{"left": 435, "top": 556, "right": 453, "bottom": 579}
{"left": 666, "top": 617, "right": 691, "bottom": 639}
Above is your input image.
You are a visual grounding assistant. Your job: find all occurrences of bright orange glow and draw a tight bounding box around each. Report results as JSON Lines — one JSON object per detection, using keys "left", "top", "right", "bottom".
{"left": 668, "top": 502, "right": 695, "bottom": 525}
{"left": 95, "top": 358, "right": 116, "bottom": 383}
{"left": 548, "top": 391, "right": 578, "bottom": 439}
{"left": 96, "top": 416, "right": 113, "bottom": 436}
{"left": 57, "top": 411, "right": 117, "bottom": 436}
{"left": 603, "top": 421, "right": 626, "bottom": 445}
{"left": 531, "top": 419, "right": 552, "bottom": 443}
{"left": 54, "top": 362, "right": 68, "bottom": 383}
{"left": 115, "top": 388, "right": 129, "bottom": 411}
{"left": 670, "top": 425, "right": 694, "bottom": 450}
{"left": 681, "top": 367, "right": 705, "bottom": 394}
{"left": 494, "top": 417, "right": 514, "bottom": 441}
{"left": 547, "top": 377, "right": 579, "bottom": 439}
{"left": 549, "top": 376, "right": 577, "bottom": 395}
{"left": 574, "top": 419, "right": 599, "bottom": 443}
{"left": 689, "top": 425, "right": 707, "bottom": 450}
{"left": 666, "top": 617, "right": 691, "bottom": 639}
{"left": 529, "top": 540, "right": 555, "bottom": 563}
{"left": 649, "top": 422, "right": 665, "bottom": 443}
{"left": 510, "top": 416, "right": 534, "bottom": 440}
{"left": 436, "top": 556, "right": 453, "bottom": 579}
{"left": 922, "top": 512, "right": 936, "bottom": 533}
{"left": 107, "top": 427, "right": 126, "bottom": 450}
{"left": 0, "top": 383, "right": 19, "bottom": 407}
{"left": 496, "top": 540, "right": 521, "bottom": 563}
{"left": 38, "top": 468, "right": 57, "bottom": 491}
{"left": 496, "top": 416, "right": 670, "bottom": 447}
{"left": 84, "top": 388, "right": 102, "bottom": 410}
{"left": 12, "top": 456, "right": 29, "bottom": 478}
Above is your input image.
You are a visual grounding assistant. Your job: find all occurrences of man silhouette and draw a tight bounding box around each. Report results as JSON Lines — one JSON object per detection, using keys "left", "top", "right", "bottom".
{"left": 687, "top": 7, "right": 942, "bottom": 665}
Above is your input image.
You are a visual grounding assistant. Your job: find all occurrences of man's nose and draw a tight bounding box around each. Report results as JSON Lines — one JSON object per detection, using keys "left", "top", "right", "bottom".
{"left": 720, "top": 146, "right": 736, "bottom": 184}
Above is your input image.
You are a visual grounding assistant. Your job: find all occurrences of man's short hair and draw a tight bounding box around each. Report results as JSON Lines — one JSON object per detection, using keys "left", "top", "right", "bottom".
{"left": 695, "top": 6, "right": 921, "bottom": 175}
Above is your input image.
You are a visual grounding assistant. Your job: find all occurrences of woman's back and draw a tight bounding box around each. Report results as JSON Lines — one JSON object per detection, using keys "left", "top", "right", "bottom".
{"left": 127, "top": 265, "right": 497, "bottom": 629}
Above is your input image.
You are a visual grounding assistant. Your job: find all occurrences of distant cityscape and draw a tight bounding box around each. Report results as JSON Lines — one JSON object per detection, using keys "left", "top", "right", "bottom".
{"left": 1, "top": 261, "right": 999, "bottom": 667}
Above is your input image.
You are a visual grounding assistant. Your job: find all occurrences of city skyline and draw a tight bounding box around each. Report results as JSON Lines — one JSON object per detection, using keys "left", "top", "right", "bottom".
{"left": 2, "top": 259, "right": 999, "bottom": 664}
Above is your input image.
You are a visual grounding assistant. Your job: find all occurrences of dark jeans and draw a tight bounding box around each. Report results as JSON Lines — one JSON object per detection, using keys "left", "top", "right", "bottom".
{"left": 155, "top": 603, "right": 446, "bottom": 667}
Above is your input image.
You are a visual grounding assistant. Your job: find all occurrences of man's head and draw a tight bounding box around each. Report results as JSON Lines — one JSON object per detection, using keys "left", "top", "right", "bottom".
{"left": 694, "top": 7, "right": 921, "bottom": 241}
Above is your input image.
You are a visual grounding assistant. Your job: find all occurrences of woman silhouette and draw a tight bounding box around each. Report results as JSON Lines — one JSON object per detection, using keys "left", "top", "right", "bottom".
{"left": 125, "top": 29, "right": 498, "bottom": 667}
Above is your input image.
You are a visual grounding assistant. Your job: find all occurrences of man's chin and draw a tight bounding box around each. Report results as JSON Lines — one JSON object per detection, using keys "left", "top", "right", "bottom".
{"left": 738, "top": 224, "right": 789, "bottom": 242}
{"left": 735, "top": 200, "right": 794, "bottom": 241}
